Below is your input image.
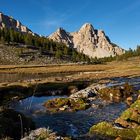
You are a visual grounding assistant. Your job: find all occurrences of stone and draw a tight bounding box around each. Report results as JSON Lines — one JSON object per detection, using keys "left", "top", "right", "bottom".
{"left": 49, "top": 23, "right": 125, "bottom": 58}
{"left": 59, "top": 105, "right": 68, "bottom": 111}
{"left": 98, "top": 83, "right": 134, "bottom": 102}
{"left": 138, "top": 94, "right": 140, "bottom": 100}
{"left": 115, "top": 137, "right": 122, "bottom": 140}
{"left": 126, "top": 96, "right": 133, "bottom": 106}
{"left": 89, "top": 121, "right": 139, "bottom": 140}
{"left": 49, "top": 28, "right": 73, "bottom": 47}
{"left": 21, "top": 128, "right": 68, "bottom": 140}
{"left": 43, "top": 97, "right": 90, "bottom": 113}
{"left": 115, "top": 99, "right": 140, "bottom": 128}
{"left": 0, "top": 12, "right": 125, "bottom": 59}
{"left": 0, "top": 12, "right": 34, "bottom": 35}
{"left": 69, "top": 83, "right": 106, "bottom": 100}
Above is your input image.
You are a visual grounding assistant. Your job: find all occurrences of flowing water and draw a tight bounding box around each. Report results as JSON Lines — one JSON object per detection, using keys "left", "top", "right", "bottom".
{"left": 10, "top": 95, "right": 127, "bottom": 137}
{"left": 9, "top": 77, "right": 140, "bottom": 137}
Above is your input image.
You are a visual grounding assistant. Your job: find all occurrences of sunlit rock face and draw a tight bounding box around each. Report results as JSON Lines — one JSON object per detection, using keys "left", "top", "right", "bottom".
{"left": 0, "top": 12, "right": 125, "bottom": 58}
{"left": 0, "top": 12, "right": 34, "bottom": 35}
{"left": 49, "top": 23, "right": 125, "bottom": 58}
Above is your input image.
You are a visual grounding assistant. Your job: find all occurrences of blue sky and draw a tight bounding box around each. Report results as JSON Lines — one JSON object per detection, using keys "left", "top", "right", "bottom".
{"left": 0, "top": 0, "right": 140, "bottom": 49}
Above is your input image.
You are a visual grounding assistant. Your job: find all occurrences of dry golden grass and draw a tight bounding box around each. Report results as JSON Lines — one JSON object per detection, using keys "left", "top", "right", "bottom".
{"left": 0, "top": 57, "right": 140, "bottom": 87}
{"left": 0, "top": 64, "right": 111, "bottom": 73}
{"left": 0, "top": 58, "right": 139, "bottom": 74}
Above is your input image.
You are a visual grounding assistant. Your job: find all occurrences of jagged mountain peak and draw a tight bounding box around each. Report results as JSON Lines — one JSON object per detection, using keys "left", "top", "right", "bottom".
{"left": 55, "top": 27, "right": 70, "bottom": 36}
{"left": 0, "top": 12, "right": 35, "bottom": 35}
{"left": 57, "top": 27, "right": 65, "bottom": 32}
{"left": 80, "top": 23, "right": 94, "bottom": 29}
{"left": 49, "top": 27, "right": 73, "bottom": 47}
{"left": 98, "top": 29, "right": 105, "bottom": 35}
{"left": 79, "top": 23, "right": 95, "bottom": 33}
{"left": 0, "top": 12, "right": 124, "bottom": 58}
{"left": 49, "top": 24, "right": 125, "bottom": 58}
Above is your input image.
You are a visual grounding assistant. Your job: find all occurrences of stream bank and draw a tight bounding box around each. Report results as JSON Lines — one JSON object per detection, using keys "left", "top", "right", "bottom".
{"left": 0, "top": 76, "right": 140, "bottom": 139}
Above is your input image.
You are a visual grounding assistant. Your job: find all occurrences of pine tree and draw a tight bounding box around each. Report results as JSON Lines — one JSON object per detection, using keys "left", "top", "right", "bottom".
{"left": 55, "top": 49, "right": 62, "bottom": 59}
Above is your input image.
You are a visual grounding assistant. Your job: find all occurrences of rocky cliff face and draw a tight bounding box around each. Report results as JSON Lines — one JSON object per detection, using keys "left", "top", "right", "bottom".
{"left": 49, "top": 23, "right": 125, "bottom": 58}
{"left": 0, "top": 12, "right": 34, "bottom": 35}
{"left": 49, "top": 28, "right": 73, "bottom": 47}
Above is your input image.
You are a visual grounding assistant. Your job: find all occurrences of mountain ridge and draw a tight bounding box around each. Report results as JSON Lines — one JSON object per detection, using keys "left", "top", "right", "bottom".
{"left": 0, "top": 12, "right": 125, "bottom": 58}
{"left": 0, "top": 12, "right": 35, "bottom": 35}
{"left": 49, "top": 23, "right": 125, "bottom": 58}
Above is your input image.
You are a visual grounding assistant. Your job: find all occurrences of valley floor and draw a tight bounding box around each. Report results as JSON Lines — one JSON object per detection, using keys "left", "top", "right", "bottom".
{"left": 0, "top": 56, "right": 140, "bottom": 84}
{"left": 0, "top": 57, "right": 140, "bottom": 140}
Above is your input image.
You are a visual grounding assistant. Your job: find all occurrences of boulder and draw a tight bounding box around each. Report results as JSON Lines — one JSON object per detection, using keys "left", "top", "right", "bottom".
{"left": 98, "top": 83, "right": 135, "bottom": 102}
{"left": 43, "top": 97, "right": 90, "bottom": 113}
{"left": 125, "top": 96, "right": 133, "bottom": 106}
{"left": 115, "top": 99, "right": 140, "bottom": 128}
{"left": 69, "top": 83, "right": 105, "bottom": 99}
{"left": 21, "top": 128, "right": 71, "bottom": 140}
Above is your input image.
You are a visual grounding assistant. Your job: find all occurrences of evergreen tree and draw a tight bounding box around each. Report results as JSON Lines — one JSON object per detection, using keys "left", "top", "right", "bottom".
{"left": 55, "top": 49, "right": 63, "bottom": 59}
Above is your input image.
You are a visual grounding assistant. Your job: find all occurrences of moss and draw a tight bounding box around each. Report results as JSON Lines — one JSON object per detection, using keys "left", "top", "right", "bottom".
{"left": 36, "top": 130, "right": 50, "bottom": 140}
{"left": 98, "top": 83, "right": 134, "bottom": 102}
{"left": 116, "top": 99, "right": 140, "bottom": 127}
{"left": 89, "top": 98, "right": 140, "bottom": 139}
{"left": 89, "top": 122, "right": 137, "bottom": 140}
{"left": 135, "top": 135, "right": 140, "bottom": 140}
{"left": 44, "top": 97, "right": 90, "bottom": 113}
{"left": 44, "top": 98, "right": 69, "bottom": 108}
{"left": 131, "top": 100, "right": 140, "bottom": 109}
{"left": 120, "top": 108, "right": 133, "bottom": 120}
{"left": 89, "top": 122, "right": 118, "bottom": 137}
{"left": 70, "top": 98, "right": 89, "bottom": 111}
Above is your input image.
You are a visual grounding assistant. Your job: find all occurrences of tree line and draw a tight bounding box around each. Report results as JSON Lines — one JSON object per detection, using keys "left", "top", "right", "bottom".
{"left": 98, "top": 46, "right": 140, "bottom": 63}
{"left": 0, "top": 28, "right": 92, "bottom": 63}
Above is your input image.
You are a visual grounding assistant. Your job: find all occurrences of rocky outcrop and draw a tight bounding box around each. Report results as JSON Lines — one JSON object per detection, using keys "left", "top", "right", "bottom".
{"left": 69, "top": 83, "right": 106, "bottom": 99}
{"left": 0, "top": 12, "right": 34, "bottom": 35}
{"left": 21, "top": 128, "right": 71, "bottom": 140}
{"left": 49, "top": 23, "right": 125, "bottom": 58}
{"left": 98, "top": 83, "right": 135, "bottom": 102}
{"left": 0, "top": 12, "right": 125, "bottom": 58}
{"left": 49, "top": 28, "right": 73, "bottom": 47}
{"left": 89, "top": 121, "right": 140, "bottom": 140}
{"left": 89, "top": 89, "right": 140, "bottom": 140}
{"left": 115, "top": 99, "right": 140, "bottom": 128}
{"left": 43, "top": 97, "right": 90, "bottom": 113}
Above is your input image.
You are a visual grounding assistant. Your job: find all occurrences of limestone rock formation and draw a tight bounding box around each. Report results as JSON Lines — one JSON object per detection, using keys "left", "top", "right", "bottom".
{"left": 49, "top": 23, "right": 125, "bottom": 58}
{"left": 0, "top": 12, "right": 125, "bottom": 58}
{"left": 49, "top": 27, "right": 73, "bottom": 47}
{"left": 0, "top": 12, "right": 34, "bottom": 35}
